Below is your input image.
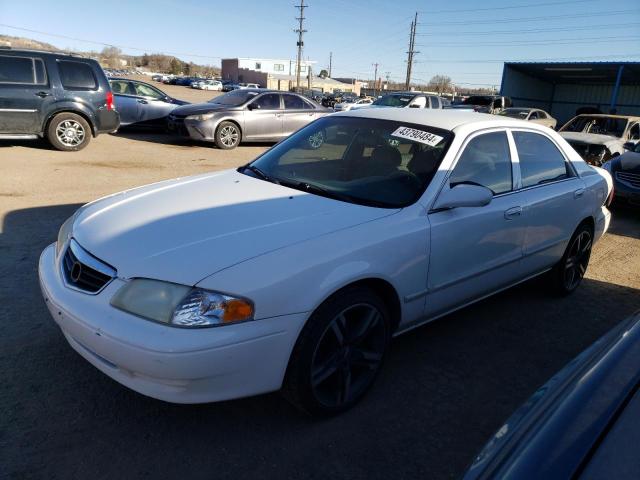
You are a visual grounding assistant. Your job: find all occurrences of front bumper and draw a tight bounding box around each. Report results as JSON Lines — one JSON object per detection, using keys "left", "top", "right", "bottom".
{"left": 38, "top": 243, "right": 307, "bottom": 403}
{"left": 612, "top": 177, "right": 640, "bottom": 206}
{"left": 167, "top": 117, "right": 216, "bottom": 142}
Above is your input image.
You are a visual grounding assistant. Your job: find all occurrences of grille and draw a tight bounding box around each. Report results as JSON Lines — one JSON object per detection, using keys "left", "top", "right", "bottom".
{"left": 616, "top": 171, "right": 640, "bottom": 189}
{"left": 62, "top": 240, "right": 116, "bottom": 294}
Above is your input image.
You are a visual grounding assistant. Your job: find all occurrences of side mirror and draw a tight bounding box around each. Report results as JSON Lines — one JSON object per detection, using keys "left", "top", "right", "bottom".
{"left": 247, "top": 103, "right": 257, "bottom": 110}
{"left": 432, "top": 184, "right": 493, "bottom": 210}
{"left": 623, "top": 141, "right": 636, "bottom": 151}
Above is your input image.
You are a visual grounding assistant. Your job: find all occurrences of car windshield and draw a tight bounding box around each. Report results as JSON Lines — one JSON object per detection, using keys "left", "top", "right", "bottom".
{"left": 499, "top": 108, "right": 529, "bottom": 118}
{"left": 561, "top": 116, "right": 627, "bottom": 138}
{"left": 209, "top": 90, "right": 259, "bottom": 106}
{"left": 373, "top": 94, "right": 415, "bottom": 107}
{"left": 241, "top": 116, "right": 453, "bottom": 208}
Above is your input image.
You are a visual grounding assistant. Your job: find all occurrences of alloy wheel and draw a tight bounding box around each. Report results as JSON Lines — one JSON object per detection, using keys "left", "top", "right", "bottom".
{"left": 310, "top": 303, "right": 387, "bottom": 408}
{"left": 55, "top": 120, "right": 86, "bottom": 147}
{"left": 564, "top": 230, "right": 592, "bottom": 291}
{"left": 220, "top": 125, "right": 239, "bottom": 147}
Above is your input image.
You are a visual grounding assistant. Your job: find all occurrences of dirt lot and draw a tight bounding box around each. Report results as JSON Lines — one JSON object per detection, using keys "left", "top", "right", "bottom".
{"left": 1, "top": 91, "right": 639, "bottom": 479}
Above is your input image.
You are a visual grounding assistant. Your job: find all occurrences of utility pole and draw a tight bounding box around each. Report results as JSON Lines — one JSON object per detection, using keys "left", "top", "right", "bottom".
{"left": 385, "top": 71, "right": 391, "bottom": 90}
{"left": 294, "top": 0, "right": 307, "bottom": 91}
{"left": 405, "top": 12, "right": 418, "bottom": 90}
{"left": 328, "top": 51, "right": 332, "bottom": 78}
{"left": 372, "top": 62, "right": 379, "bottom": 96}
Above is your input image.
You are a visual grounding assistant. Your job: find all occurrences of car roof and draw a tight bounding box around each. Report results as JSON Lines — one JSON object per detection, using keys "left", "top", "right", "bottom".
{"left": 0, "top": 47, "right": 94, "bottom": 61}
{"left": 573, "top": 114, "right": 640, "bottom": 121}
{"left": 335, "top": 108, "right": 530, "bottom": 131}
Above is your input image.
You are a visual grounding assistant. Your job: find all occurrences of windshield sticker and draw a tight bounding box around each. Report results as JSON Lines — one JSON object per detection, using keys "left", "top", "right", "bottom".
{"left": 391, "top": 127, "right": 444, "bottom": 147}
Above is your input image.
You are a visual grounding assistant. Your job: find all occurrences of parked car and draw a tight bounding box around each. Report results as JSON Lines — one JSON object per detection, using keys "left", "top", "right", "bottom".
{"left": 333, "top": 97, "right": 374, "bottom": 112}
{"left": 463, "top": 311, "right": 640, "bottom": 480}
{"left": 195, "top": 80, "right": 223, "bottom": 91}
{"left": 238, "top": 83, "right": 260, "bottom": 89}
{"left": 0, "top": 48, "right": 119, "bottom": 151}
{"left": 451, "top": 95, "right": 512, "bottom": 114}
{"left": 167, "top": 89, "right": 329, "bottom": 149}
{"left": 189, "top": 78, "right": 207, "bottom": 88}
{"left": 498, "top": 107, "right": 557, "bottom": 129}
{"left": 222, "top": 81, "right": 237, "bottom": 92}
{"left": 39, "top": 109, "right": 611, "bottom": 415}
{"left": 109, "top": 78, "right": 189, "bottom": 128}
{"left": 602, "top": 140, "right": 640, "bottom": 207}
{"left": 352, "top": 92, "right": 444, "bottom": 110}
{"left": 559, "top": 114, "right": 640, "bottom": 166}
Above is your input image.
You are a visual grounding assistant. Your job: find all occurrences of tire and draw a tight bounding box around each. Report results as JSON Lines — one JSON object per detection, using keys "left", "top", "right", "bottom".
{"left": 549, "top": 223, "right": 593, "bottom": 296}
{"left": 47, "top": 113, "right": 92, "bottom": 151}
{"left": 214, "top": 121, "right": 241, "bottom": 149}
{"left": 282, "top": 286, "right": 391, "bottom": 416}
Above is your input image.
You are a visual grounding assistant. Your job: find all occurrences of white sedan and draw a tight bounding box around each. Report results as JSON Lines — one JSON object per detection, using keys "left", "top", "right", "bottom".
{"left": 196, "top": 80, "right": 223, "bottom": 91}
{"left": 334, "top": 97, "right": 373, "bottom": 112}
{"left": 39, "top": 110, "right": 612, "bottom": 415}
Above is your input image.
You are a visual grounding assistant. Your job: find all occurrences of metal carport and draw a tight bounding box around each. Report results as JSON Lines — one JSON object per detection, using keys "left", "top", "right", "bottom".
{"left": 500, "top": 62, "right": 640, "bottom": 125}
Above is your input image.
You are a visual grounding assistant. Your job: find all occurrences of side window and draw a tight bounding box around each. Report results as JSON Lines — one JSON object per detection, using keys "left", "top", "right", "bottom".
{"left": 528, "top": 111, "right": 539, "bottom": 120}
{"left": 251, "top": 93, "right": 280, "bottom": 110}
{"left": 134, "top": 83, "right": 163, "bottom": 99}
{"left": 283, "top": 94, "right": 310, "bottom": 110}
{"left": 58, "top": 61, "right": 97, "bottom": 90}
{"left": 449, "top": 131, "right": 512, "bottom": 195}
{"left": 431, "top": 97, "right": 441, "bottom": 109}
{"left": 629, "top": 123, "right": 640, "bottom": 140}
{"left": 513, "top": 131, "right": 571, "bottom": 187}
{"left": 537, "top": 111, "right": 547, "bottom": 119}
{"left": 411, "top": 96, "right": 427, "bottom": 108}
{"left": 0, "top": 55, "right": 46, "bottom": 84}
{"left": 110, "top": 81, "right": 133, "bottom": 95}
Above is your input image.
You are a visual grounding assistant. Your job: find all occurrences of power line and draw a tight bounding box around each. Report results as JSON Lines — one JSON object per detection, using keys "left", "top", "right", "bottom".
{"left": 412, "top": 52, "right": 640, "bottom": 63}
{"left": 418, "top": 9, "right": 637, "bottom": 27}
{"left": 415, "top": 22, "right": 638, "bottom": 37}
{"left": 418, "top": 0, "right": 598, "bottom": 14}
{"left": 294, "top": 1, "right": 308, "bottom": 91}
{"left": 416, "top": 35, "right": 640, "bottom": 48}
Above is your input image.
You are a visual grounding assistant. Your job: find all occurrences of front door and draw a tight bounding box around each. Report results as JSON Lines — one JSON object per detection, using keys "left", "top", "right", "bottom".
{"left": 0, "top": 55, "right": 54, "bottom": 134}
{"left": 243, "top": 93, "right": 283, "bottom": 141}
{"left": 426, "top": 130, "right": 526, "bottom": 317}
{"left": 131, "top": 81, "right": 177, "bottom": 126}
{"left": 281, "top": 94, "right": 316, "bottom": 135}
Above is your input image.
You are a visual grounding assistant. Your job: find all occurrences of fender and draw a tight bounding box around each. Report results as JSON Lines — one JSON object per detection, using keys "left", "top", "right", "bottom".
{"left": 42, "top": 101, "right": 98, "bottom": 136}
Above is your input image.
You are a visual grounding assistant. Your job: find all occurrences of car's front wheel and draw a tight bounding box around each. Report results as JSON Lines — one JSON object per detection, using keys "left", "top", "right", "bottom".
{"left": 283, "top": 286, "right": 391, "bottom": 416}
{"left": 550, "top": 223, "right": 593, "bottom": 295}
{"left": 214, "top": 121, "right": 241, "bottom": 149}
{"left": 47, "top": 113, "right": 92, "bottom": 151}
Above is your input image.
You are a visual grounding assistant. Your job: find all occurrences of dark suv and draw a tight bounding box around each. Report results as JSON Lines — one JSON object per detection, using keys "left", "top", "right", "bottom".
{"left": 0, "top": 48, "right": 119, "bottom": 151}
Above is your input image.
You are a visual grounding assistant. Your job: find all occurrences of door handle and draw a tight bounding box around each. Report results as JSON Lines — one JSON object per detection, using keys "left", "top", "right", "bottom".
{"left": 574, "top": 188, "right": 585, "bottom": 198}
{"left": 35, "top": 91, "right": 51, "bottom": 98}
{"left": 137, "top": 99, "right": 148, "bottom": 104}
{"left": 504, "top": 206, "right": 522, "bottom": 220}
{"left": 275, "top": 113, "right": 283, "bottom": 117}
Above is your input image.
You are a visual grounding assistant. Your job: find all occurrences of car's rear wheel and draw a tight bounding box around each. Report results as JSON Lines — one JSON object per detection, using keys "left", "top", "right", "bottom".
{"left": 215, "top": 121, "right": 241, "bottom": 149}
{"left": 47, "top": 113, "right": 91, "bottom": 151}
{"left": 550, "top": 223, "right": 593, "bottom": 295}
{"left": 283, "top": 286, "right": 390, "bottom": 416}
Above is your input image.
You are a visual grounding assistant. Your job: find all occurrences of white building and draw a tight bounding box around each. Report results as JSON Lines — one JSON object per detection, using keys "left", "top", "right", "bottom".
{"left": 221, "top": 58, "right": 316, "bottom": 81}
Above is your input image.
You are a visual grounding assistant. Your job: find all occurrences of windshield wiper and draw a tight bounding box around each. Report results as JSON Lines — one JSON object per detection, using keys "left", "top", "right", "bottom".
{"left": 277, "top": 179, "right": 390, "bottom": 208}
{"left": 240, "top": 165, "right": 276, "bottom": 183}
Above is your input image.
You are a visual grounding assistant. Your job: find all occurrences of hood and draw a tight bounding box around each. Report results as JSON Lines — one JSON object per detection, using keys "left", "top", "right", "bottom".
{"left": 559, "top": 132, "right": 624, "bottom": 150}
{"left": 615, "top": 151, "right": 640, "bottom": 173}
{"left": 72, "top": 170, "right": 396, "bottom": 286}
{"left": 171, "top": 102, "right": 239, "bottom": 117}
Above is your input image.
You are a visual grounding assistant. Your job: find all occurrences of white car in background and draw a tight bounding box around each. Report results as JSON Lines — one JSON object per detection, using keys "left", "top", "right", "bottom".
{"left": 498, "top": 108, "right": 557, "bottom": 129}
{"left": 195, "top": 80, "right": 223, "bottom": 91}
{"left": 334, "top": 97, "right": 374, "bottom": 112}
{"left": 39, "top": 110, "right": 611, "bottom": 416}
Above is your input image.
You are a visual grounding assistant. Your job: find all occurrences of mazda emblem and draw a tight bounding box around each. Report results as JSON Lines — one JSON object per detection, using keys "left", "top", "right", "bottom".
{"left": 70, "top": 261, "right": 83, "bottom": 283}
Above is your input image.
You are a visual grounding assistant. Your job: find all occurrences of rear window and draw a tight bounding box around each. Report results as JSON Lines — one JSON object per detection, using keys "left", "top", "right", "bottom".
{"left": 58, "top": 60, "right": 97, "bottom": 90}
{"left": 0, "top": 55, "right": 47, "bottom": 84}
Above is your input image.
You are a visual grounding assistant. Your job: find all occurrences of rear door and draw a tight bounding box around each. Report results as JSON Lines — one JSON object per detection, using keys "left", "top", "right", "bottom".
{"left": 109, "top": 80, "right": 139, "bottom": 125}
{"left": 243, "top": 93, "right": 283, "bottom": 141}
{"left": 510, "top": 129, "right": 586, "bottom": 274}
{"left": 0, "top": 54, "right": 53, "bottom": 134}
{"left": 282, "top": 94, "right": 316, "bottom": 135}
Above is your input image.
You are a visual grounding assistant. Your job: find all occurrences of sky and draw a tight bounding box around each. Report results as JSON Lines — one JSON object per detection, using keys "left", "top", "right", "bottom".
{"left": 1, "top": 0, "right": 639, "bottom": 88}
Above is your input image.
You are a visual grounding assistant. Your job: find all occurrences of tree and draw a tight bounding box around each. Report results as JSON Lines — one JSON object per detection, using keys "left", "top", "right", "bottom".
{"left": 100, "top": 46, "right": 122, "bottom": 68}
{"left": 169, "top": 57, "right": 181, "bottom": 75}
{"left": 319, "top": 69, "right": 329, "bottom": 79}
{"left": 428, "top": 75, "right": 452, "bottom": 95}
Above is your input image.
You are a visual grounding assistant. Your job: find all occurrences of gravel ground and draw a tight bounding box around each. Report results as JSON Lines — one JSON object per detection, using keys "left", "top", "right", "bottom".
{"left": 0, "top": 102, "right": 639, "bottom": 480}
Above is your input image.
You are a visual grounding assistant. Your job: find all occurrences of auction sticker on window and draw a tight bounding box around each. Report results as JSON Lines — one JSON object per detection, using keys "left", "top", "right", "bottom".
{"left": 391, "top": 126, "right": 444, "bottom": 147}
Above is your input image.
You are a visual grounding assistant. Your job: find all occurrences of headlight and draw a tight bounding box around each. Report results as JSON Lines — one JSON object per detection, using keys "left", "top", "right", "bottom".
{"left": 110, "top": 278, "right": 254, "bottom": 328}
{"left": 186, "top": 113, "right": 216, "bottom": 121}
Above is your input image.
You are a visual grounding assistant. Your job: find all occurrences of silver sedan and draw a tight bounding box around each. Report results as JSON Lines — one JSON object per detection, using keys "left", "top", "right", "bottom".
{"left": 167, "top": 90, "right": 331, "bottom": 149}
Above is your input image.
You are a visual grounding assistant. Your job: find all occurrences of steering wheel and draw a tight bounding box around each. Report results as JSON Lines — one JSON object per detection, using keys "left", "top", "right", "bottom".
{"left": 388, "top": 170, "right": 422, "bottom": 189}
